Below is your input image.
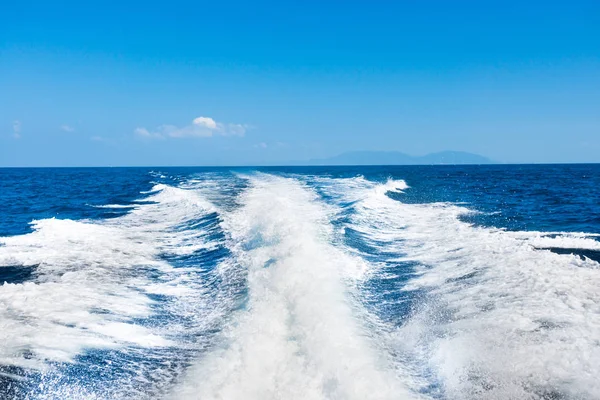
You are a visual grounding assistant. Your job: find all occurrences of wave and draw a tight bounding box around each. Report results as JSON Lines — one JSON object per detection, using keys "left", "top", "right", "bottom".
{"left": 89, "top": 204, "right": 139, "bottom": 209}
{"left": 315, "top": 176, "right": 600, "bottom": 399}
{"left": 3, "top": 171, "right": 599, "bottom": 399}
{"left": 0, "top": 182, "right": 238, "bottom": 398}
{"left": 172, "top": 174, "right": 417, "bottom": 400}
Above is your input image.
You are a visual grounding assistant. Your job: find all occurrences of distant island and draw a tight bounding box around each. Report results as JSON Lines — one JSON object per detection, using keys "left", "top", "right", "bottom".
{"left": 308, "top": 150, "right": 494, "bottom": 166}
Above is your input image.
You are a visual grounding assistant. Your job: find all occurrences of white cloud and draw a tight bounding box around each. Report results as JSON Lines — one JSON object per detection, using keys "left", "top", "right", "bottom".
{"left": 254, "top": 142, "right": 268, "bottom": 148}
{"left": 165, "top": 121, "right": 214, "bottom": 138}
{"left": 12, "top": 120, "right": 21, "bottom": 139}
{"left": 60, "top": 125, "right": 75, "bottom": 132}
{"left": 135, "top": 116, "right": 249, "bottom": 139}
{"left": 193, "top": 116, "right": 218, "bottom": 129}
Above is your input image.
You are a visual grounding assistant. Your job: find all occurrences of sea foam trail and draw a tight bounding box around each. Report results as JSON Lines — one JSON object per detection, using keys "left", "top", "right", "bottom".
{"left": 172, "top": 174, "right": 417, "bottom": 400}
{"left": 317, "top": 176, "right": 600, "bottom": 400}
{"left": 0, "top": 182, "right": 235, "bottom": 398}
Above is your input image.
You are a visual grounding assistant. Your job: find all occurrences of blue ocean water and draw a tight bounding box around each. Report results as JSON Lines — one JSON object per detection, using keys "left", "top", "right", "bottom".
{"left": 0, "top": 165, "right": 599, "bottom": 399}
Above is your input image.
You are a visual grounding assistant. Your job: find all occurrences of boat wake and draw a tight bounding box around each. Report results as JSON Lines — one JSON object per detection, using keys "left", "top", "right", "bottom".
{"left": 1, "top": 171, "right": 598, "bottom": 399}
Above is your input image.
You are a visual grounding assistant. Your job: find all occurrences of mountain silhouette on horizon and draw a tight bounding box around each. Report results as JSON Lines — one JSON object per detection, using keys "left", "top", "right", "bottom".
{"left": 309, "top": 150, "right": 494, "bottom": 165}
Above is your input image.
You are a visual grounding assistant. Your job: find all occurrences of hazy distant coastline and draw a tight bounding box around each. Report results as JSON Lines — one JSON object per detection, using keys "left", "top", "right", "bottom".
{"left": 307, "top": 150, "right": 494, "bottom": 166}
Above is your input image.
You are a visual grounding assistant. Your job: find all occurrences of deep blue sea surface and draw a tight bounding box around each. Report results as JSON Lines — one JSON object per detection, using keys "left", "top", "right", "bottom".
{"left": 0, "top": 165, "right": 599, "bottom": 399}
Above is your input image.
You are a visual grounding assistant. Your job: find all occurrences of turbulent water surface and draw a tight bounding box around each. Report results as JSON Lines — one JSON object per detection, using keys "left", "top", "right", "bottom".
{"left": 0, "top": 165, "right": 599, "bottom": 400}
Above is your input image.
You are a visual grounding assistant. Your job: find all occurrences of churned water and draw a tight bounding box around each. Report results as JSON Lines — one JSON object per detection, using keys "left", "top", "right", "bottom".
{"left": 1, "top": 165, "right": 599, "bottom": 400}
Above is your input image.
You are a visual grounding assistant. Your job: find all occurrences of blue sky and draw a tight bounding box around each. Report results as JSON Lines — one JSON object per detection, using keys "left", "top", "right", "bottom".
{"left": 1, "top": 0, "right": 599, "bottom": 166}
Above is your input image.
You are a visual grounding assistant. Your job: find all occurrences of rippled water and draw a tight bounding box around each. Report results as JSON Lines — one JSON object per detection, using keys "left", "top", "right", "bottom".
{"left": 1, "top": 165, "right": 599, "bottom": 399}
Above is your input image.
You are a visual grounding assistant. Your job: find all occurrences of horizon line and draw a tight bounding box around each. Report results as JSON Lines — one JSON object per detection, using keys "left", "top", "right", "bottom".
{"left": 1, "top": 162, "right": 600, "bottom": 169}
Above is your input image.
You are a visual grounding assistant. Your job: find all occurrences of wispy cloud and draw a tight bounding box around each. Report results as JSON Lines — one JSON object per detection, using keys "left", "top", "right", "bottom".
{"left": 253, "top": 142, "right": 268, "bottom": 148}
{"left": 135, "top": 116, "right": 249, "bottom": 139}
{"left": 60, "top": 124, "right": 75, "bottom": 132}
{"left": 12, "top": 120, "right": 21, "bottom": 139}
{"left": 134, "top": 127, "right": 164, "bottom": 139}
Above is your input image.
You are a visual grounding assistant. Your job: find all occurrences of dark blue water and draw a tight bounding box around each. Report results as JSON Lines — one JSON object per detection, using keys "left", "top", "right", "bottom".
{"left": 3, "top": 165, "right": 599, "bottom": 235}
{"left": 0, "top": 165, "right": 599, "bottom": 400}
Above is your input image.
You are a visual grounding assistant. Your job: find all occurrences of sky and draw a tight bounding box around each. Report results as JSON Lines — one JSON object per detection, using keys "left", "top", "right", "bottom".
{"left": 1, "top": 0, "right": 599, "bottom": 166}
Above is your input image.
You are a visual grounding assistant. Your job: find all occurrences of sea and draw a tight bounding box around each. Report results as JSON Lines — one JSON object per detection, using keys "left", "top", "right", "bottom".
{"left": 0, "top": 165, "right": 599, "bottom": 400}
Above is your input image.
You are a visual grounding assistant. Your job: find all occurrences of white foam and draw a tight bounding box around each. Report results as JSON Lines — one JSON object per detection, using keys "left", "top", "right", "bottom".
{"left": 89, "top": 204, "right": 139, "bottom": 209}
{"left": 507, "top": 231, "right": 600, "bottom": 252}
{"left": 375, "top": 178, "right": 410, "bottom": 195}
{"left": 172, "top": 174, "right": 418, "bottom": 400}
{"left": 322, "top": 177, "right": 600, "bottom": 399}
{"left": 0, "top": 183, "right": 221, "bottom": 370}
